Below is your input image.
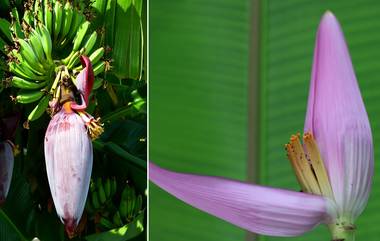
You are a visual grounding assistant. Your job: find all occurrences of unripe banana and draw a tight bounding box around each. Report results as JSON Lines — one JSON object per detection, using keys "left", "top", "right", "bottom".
{"left": 93, "top": 78, "right": 104, "bottom": 90}
{"left": 16, "top": 90, "right": 44, "bottom": 104}
{"left": 93, "top": 61, "right": 105, "bottom": 76}
{"left": 85, "top": 199, "right": 94, "bottom": 213}
{"left": 10, "top": 8, "right": 24, "bottom": 39}
{"left": 113, "top": 211, "right": 123, "bottom": 227}
{"left": 92, "top": 191, "right": 100, "bottom": 209}
{"left": 90, "top": 179, "right": 96, "bottom": 192}
{"left": 38, "top": 24, "right": 53, "bottom": 63}
{"left": 64, "top": 11, "right": 84, "bottom": 46}
{"left": 89, "top": 47, "right": 104, "bottom": 65}
{"left": 127, "top": 189, "right": 136, "bottom": 219}
{"left": 12, "top": 76, "right": 47, "bottom": 89}
{"left": 9, "top": 62, "right": 46, "bottom": 81}
{"left": 99, "top": 217, "right": 114, "bottom": 229}
{"left": 17, "top": 39, "right": 45, "bottom": 73}
{"left": 0, "top": 18, "right": 12, "bottom": 43}
{"left": 10, "top": 49, "right": 45, "bottom": 76}
{"left": 97, "top": 178, "right": 107, "bottom": 204}
{"left": 59, "top": 1, "right": 73, "bottom": 43}
{"left": 34, "top": 0, "right": 44, "bottom": 25}
{"left": 23, "top": 10, "right": 34, "bottom": 27}
{"left": 67, "top": 51, "right": 80, "bottom": 69}
{"left": 104, "top": 178, "right": 111, "bottom": 199}
{"left": 134, "top": 195, "right": 142, "bottom": 215}
{"left": 29, "top": 30, "right": 47, "bottom": 65}
{"left": 81, "top": 31, "right": 97, "bottom": 56}
{"left": 111, "top": 178, "right": 117, "bottom": 196}
{"left": 119, "top": 199, "right": 127, "bottom": 220}
{"left": 72, "top": 21, "right": 90, "bottom": 51}
{"left": 53, "top": 0, "right": 63, "bottom": 40}
{"left": 28, "top": 95, "right": 49, "bottom": 121}
{"left": 0, "top": 38, "right": 6, "bottom": 54}
{"left": 44, "top": 0, "right": 53, "bottom": 33}
{"left": 121, "top": 186, "right": 129, "bottom": 202}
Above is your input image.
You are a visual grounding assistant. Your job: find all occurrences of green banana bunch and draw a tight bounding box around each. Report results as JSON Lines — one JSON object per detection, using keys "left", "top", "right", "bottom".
{"left": 86, "top": 178, "right": 144, "bottom": 231}
{"left": 4, "top": 1, "right": 108, "bottom": 123}
{"left": 86, "top": 177, "right": 117, "bottom": 211}
{"left": 119, "top": 185, "right": 143, "bottom": 222}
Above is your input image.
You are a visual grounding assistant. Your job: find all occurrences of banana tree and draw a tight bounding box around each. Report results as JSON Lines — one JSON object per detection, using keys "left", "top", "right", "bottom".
{"left": 0, "top": 0, "right": 146, "bottom": 240}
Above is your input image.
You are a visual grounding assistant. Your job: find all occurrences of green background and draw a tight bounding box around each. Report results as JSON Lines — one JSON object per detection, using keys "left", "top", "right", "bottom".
{"left": 150, "top": 0, "right": 380, "bottom": 240}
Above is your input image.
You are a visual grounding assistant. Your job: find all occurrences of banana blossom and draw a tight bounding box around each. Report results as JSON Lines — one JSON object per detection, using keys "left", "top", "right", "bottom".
{"left": 44, "top": 56, "right": 103, "bottom": 238}
{"left": 150, "top": 12, "right": 373, "bottom": 241}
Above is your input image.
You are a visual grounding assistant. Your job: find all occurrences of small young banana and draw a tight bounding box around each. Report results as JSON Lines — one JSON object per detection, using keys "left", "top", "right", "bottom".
{"left": 53, "top": 0, "right": 63, "bottom": 41}
{"left": 12, "top": 76, "right": 47, "bottom": 89}
{"left": 28, "top": 95, "right": 50, "bottom": 121}
{"left": 104, "top": 178, "right": 111, "bottom": 199}
{"left": 93, "top": 61, "right": 106, "bottom": 76}
{"left": 15, "top": 90, "right": 44, "bottom": 104}
{"left": 72, "top": 21, "right": 90, "bottom": 52}
{"left": 9, "top": 61, "right": 46, "bottom": 81}
{"left": 0, "top": 18, "right": 12, "bottom": 43}
{"left": 44, "top": 0, "right": 53, "bottom": 34}
{"left": 63, "top": 11, "right": 84, "bottom": 46}
{"left": 92, "top": 191, "right": 100, "bottom": 209}
{"left": 38, "top": 24, "right": 53, "bottom": 63}
{"left": 58, "top": 1, "right": 73, "bottom": 43}
{"left": 113, "top": 211, "right": 123, "bottom": 227}
{"left": 81, "top": 31, "right": 97, "bottom": 56}
{"left": 89, "top": 47, "right": 105, "bottom": 66}
{"left": 17, "top": 38, "right": 45, "bottom": 73}
{"left": 97, "top": 178, "right": 107, "bottom": 204}
{"left": 29, "top": 30, "right": 47, "bottom": 65}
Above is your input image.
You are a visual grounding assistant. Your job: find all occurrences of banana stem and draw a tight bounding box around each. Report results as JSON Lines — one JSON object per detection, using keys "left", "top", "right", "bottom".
{"left": 328, "top": 222, "right": 355, "bottom": 241}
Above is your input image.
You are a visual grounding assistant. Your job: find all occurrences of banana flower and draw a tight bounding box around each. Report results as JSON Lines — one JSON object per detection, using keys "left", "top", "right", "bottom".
{"left": 150, "top": 12, "right": 373, "bottom": 241}
{"left": 44, "top": 56, "right": 103, "bottom": 237}
{"left": 0, "top": 113, "right": 20, "bottom": 204}
{"left": 0, "top": 141, "right": 14, "bottom": 204}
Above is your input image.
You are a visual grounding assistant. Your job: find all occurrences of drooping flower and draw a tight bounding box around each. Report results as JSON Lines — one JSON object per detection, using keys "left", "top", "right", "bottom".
{"left": 0, "top": 113, "right": 20, "bottom": 205}
{"left": 44, "top": 56, "right": 103, "bottom": 237}
{"left": 149, "top": 11, "right": 373, "bottom": 241}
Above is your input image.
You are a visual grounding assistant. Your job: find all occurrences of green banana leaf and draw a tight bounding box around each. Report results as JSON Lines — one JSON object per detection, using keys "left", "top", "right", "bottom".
{"left": 94, "top": 0, "right": 144, "bottom": 80}
{"left": 85, "top": 211, "right": 145, "bottom": 241}
{"left": 149, "top": 1, "right": 251, "bottom": 241}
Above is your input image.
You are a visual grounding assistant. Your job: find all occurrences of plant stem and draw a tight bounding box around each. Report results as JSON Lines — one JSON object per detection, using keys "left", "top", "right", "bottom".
{"left": 328, "top": 222, "right": 355, "bottom": 241}
{"left": 0, "top": 209, "right": 28, "bottom": 241}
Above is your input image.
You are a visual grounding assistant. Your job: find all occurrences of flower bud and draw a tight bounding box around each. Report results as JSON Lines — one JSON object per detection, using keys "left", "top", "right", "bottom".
{"left": 44, "top": 109, "right": 93, "bottom": 237}
{"left": 0, "top": 141, "right": 14, "bottom": 205}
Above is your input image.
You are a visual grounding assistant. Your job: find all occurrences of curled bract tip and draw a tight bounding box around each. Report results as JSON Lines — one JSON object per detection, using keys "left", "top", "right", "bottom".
{"left": 71, "top": 55, "right": 94, "bottom": 111}
{"left": 64, "top": 218, "right": 77, "bottom": 239}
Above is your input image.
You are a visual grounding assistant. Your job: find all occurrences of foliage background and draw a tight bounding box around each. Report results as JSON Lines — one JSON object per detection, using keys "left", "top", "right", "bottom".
{"left": 149, "top": 0, "right": 380, "bottom": 241}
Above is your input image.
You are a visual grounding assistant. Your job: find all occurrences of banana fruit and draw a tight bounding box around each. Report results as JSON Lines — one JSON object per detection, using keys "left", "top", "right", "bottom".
{"left": 85, "top": 178, "right": 145, "bottom": 230}
{"left": 5, "top": 0, "right": 107, "bottom": 123}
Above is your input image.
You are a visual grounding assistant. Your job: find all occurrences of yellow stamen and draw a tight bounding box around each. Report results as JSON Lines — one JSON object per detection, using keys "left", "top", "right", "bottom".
{"left": 78, "top": 112, "right": 104, "bottom": 140}
{"left": 286, "top": 134, "right": 321, "bottom": 195}
{"left": 285, "top": 132, "right": 334, "bottom": 198}
{"left": 303, "top": 132, "right": 335, "bottom": 200}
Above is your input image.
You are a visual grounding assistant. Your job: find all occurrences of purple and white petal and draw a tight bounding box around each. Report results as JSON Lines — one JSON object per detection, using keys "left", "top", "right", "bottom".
{"left": 150, "top": 162, "right": 330, "bottom": 236}
{"left": 304, "top": 12, "right": 373, "bottom": 218}
{"left": 44, "top": 109, "right": 93, "bottom": 236}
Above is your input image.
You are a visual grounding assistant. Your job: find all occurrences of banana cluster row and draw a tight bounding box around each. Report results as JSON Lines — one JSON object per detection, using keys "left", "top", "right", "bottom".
{"left": 86, "top": 178, "right": 144, "bottom": 230}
